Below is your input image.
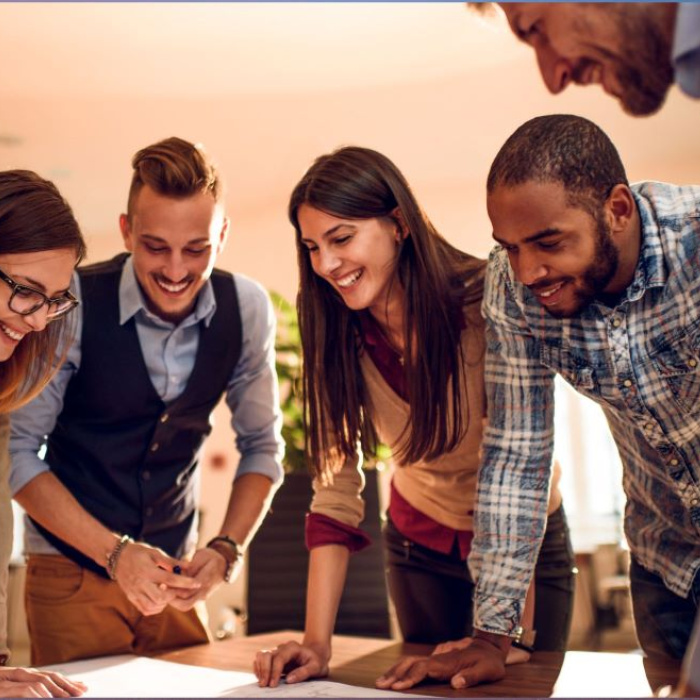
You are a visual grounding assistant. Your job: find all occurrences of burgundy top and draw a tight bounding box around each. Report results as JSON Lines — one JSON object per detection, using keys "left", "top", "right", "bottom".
{"left": 305, "top": 311, "right": 474, "bottom": 560}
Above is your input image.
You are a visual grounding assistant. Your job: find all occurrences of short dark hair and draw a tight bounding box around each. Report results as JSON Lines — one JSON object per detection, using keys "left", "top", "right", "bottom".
{"left": 127, "top": 137, "right": 221, "bottom": 218}
{"left": 487, "top": 114, "right": 629, "bottom": 214}
{"left": 466, "top": 2, "right": 497, "bottom": 15}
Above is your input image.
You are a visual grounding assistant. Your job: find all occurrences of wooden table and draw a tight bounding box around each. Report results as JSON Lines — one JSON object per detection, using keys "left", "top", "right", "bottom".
{"left": 157, "top": 631, "right": 681, "bottom": 697}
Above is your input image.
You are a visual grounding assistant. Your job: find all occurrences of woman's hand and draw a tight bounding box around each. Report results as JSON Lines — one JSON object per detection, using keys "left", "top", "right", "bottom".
{"left": 0, "top": 666, "right": 87, "bottom": 698}
{"left": 253, "top": 641, "right": 330, "bottom": 688}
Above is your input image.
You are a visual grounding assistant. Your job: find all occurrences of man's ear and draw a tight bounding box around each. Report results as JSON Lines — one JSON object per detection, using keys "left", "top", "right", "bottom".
{"left": 119, "top": 213, "right": 133, "bottom": 251}
{"left": 217, "top": 216, "right": 230, "bottom": 253}
{"left": 606, "top": 184, "right": 635, "bottom": 235}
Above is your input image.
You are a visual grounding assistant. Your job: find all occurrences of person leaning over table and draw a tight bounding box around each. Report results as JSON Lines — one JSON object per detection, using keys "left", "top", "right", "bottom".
{"left": 0, "top": 170, "right": 87, "bottom": 697}
{"left": 470, "top": 3, "right": 699, "bottom": 117}
{"left": 9, "top": 136, "right": 285, "bottom": 666}
{"left": 376, "top": 114, "right": 700, "bottom": 691}
{"left": 253, "top": 145, "right": 575, "bottom": 689}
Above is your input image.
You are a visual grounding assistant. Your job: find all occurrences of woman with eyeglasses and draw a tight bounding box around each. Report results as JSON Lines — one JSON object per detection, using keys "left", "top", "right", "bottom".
{"left": 0, "top": 170, "right": 86, "bottom": 698}
{"left": 254, "top": 147, "right": 575, "bottom": 689}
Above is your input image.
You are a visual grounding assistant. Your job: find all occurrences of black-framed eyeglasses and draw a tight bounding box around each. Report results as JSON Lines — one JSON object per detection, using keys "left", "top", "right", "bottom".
{"left": 0, "top": 268, "right": 79, "bottom": 320}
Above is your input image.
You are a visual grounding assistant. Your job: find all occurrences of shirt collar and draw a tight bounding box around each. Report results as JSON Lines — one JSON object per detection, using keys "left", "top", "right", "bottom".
{"left": 673, "top": 3, "right": 700, "bottom": 63}
{"left": 625, "top": 189, "right": 668, "bottom": 303}
{"left": 118, "top": 255, "right": 217, "bottom": 327}
{"left": 672, "top": 3, "right": 700, "bottom": 98}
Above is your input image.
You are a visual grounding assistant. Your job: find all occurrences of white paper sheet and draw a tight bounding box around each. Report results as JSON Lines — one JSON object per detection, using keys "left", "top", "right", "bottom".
{"left": 552, "top": 650, "right": 652, "bottom": 697}
{"left": 44, "top": 654, "right": 428, "bottom": 698}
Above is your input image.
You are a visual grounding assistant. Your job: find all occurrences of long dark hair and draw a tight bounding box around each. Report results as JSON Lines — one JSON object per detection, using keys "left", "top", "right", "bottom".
{"left": 0, "top": 170, "right": 85, "bottom": 412}
{"left": 289, "top": 146, "right": 484, "bottom": 478}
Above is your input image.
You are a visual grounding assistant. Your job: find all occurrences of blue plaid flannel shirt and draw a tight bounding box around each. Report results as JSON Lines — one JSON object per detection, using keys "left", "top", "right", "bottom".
{"left": 470, "top": 181, "right": 700, "bottom": 637}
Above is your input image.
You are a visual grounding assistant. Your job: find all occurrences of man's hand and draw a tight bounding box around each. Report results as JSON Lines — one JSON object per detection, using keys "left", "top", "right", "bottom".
{"left": 169, "top": 547, "right": 236, "bottom": 611}
{"left": 253, "top": 641, "right": 330, "bottom": 688}
{"left": 375, "top": 639, "right": 506, "bottom": 691}
{"left": 433, "top": 637, "right": 531, "bottom": 665}
{"left": 113, "top": 541, "right": 200, "bottom": 616}
{"left": 0, "top": 666, "right": 87, "bottom": 698}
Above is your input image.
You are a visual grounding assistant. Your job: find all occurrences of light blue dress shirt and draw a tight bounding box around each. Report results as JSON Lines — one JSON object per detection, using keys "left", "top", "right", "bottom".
{"left": 673, "top": 3, "right": 700, "bottom": 98}
{"left": 10, "top": 256, "right": 284, "bottom": 555}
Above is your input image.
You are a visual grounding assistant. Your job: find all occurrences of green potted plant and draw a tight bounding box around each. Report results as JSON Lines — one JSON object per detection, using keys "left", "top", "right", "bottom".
{"left": 269, "top": 291, "right": 306, "bottom": 474}
{"left": 246, "top": 291, "right": 390, "bottom": 638}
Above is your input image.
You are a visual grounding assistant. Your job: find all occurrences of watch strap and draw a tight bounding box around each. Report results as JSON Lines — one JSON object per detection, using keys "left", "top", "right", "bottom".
{"left": 206, "top": 535, "right": 242, "bottom": 583}
{"left": 512, "top": 626, "right": 536, "bottom": 653}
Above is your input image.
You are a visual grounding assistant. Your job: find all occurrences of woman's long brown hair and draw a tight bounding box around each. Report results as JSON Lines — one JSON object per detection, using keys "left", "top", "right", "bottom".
{"left": 289, "top": 147, "right": 484, "bottom": 478}
{"left": 0, "top": 170, "right": 85, "bottom": 413}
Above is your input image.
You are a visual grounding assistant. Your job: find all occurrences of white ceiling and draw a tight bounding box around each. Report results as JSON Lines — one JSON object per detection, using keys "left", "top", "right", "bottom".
{"left": 0, "top": 2, "right": 519, "bottom": 98}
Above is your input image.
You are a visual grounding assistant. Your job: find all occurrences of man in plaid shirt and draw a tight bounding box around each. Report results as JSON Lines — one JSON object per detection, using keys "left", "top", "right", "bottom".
{"left": 377, "top": 114, "right": 700, "bottom": 691}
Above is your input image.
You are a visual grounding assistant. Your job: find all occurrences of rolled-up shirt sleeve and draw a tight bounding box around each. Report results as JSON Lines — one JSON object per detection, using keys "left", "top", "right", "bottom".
{"left": 469, "top": 250, "right": 555, "bottom": 637}
{"left": 309, "top": 453, "right": 366, "bottom": 528}
{"left": 9, "top": 273, "right": 82, "bottom": 496}
{"left": 225, "top": 276, "right": 285, "bottom": 486}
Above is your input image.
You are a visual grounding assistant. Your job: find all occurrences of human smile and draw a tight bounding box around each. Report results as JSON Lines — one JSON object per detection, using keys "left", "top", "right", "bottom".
{"left": 532, "top": 281, "right": 567, "bottom": 306}
{"left": 336, "top": 270, "right": 363, "bottom": 289}
{"left": 0, "top": 321, "right": 26, "bottom": 343}
{"left": 155, "top": 277, "right": 193, "bottom": 295}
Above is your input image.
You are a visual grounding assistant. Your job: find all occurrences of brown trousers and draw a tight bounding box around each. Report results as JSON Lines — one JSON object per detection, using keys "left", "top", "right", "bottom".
{"left": 25, "top": 554, "right": 211, "bottom": 666}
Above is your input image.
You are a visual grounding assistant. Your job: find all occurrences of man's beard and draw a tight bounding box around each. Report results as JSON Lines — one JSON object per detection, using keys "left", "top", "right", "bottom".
{"left": 546, "top": 216, "right": 620, "bottom": 319}
{"left": 610, "top": 6, "right": 675, "bottom": 115}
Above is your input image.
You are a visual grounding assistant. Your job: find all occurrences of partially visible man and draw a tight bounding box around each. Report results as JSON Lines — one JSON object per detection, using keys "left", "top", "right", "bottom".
{"left": 475, "top": 3, "right": 699, "bottom": 116}
{"left": 376, "top": 114, "right": 700, "bottom": 690}
{"left": 10, "top": 137, "right": 284, "bottom": 665}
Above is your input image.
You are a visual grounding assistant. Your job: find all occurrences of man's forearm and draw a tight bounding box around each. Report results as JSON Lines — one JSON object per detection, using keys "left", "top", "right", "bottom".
{"left": 14, "top": 472, "right": 118, "bottom": 566}
{"left": 217, "top": 472, "right": 275, "bottom": 548}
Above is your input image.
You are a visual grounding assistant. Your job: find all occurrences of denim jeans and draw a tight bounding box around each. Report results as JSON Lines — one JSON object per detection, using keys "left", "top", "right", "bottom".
{"left": 629, "top": 557, "right": 699, "bottom": 659}
{"left": 383, "top": 504, "right": 576, "bottom": 650}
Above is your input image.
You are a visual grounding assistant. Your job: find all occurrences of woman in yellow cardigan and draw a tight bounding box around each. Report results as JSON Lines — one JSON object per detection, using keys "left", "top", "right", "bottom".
{"left": 255, "top": 147, "right": 574, "bottom": 688}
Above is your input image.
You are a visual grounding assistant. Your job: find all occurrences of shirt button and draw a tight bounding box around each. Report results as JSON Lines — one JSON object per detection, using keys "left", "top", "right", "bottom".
{"left": 689, "top": 359, "right": 698, "bottom": 368}
{"left": 623, "top": 379, "right": 633, "bottom": 388}
{"left": 612, "top": 318, "right": 621, "bottom": 328}
{"left": 142, "top": 470, "right": 151, "bottom": 481}
{"left": 670, "top": 458, "right": 680, "bottom": 466}
{"left": 160, "top": 413, "right": 169, "bottom": 423}
{"left": 151, "top": 443, "right": 159, "bottom": 452}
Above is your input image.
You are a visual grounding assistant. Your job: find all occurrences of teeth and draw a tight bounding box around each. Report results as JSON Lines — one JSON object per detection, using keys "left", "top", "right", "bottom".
{"left": 0, "top": 323, "right": 25, "bottom": 342}
{"left": 337, "top": 270, "right": 362, "bottom": 288}
{"left": 539, "top": 283, "right": 564, "bottom": 299}
{"left": 157, "top": 279, "right": 189, "bottom": 293}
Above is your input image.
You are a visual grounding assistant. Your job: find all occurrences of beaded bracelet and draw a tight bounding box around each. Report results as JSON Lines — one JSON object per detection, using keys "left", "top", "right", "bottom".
{"left": 106, "top": 534, "right": 133, "bottom": 581}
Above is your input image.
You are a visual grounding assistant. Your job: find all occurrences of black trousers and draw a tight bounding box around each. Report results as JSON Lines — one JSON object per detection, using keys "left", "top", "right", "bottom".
{"left": 629, "top": 557, "right": 699, "bottom": 660}
{"left": 383, "top": 504, "right": 576, "bottom": 650}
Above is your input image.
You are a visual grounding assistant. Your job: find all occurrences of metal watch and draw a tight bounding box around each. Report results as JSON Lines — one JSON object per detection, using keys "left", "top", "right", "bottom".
{"left": 512, "top": 626, "right": 537, "bottom": 653}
